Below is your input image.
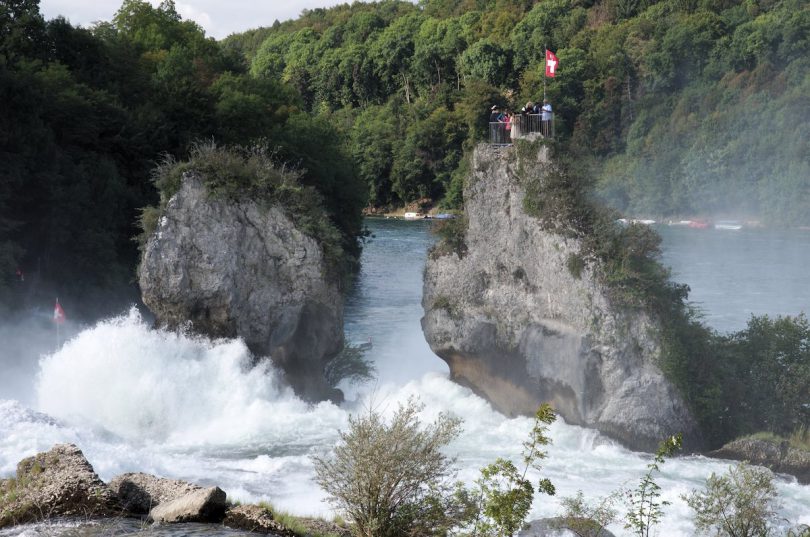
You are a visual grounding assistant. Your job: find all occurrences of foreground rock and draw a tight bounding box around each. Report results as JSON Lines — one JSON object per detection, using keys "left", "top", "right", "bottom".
{"left": 109, "top": 472, "right": 205, "bottom": 514}
{"left": 710, "top": 437, "right": 810, "bottom": 484}
{"left": 139, "top": 174, "right": 343, "bottom": 402}
{"left": 422, "top": 143, "right": 699, "bottom": 451}
{"left": 149, "top": 486, "right": 226, "bottom": 523}
{"left": 109, "top": 472, "right": 228, "bottom": 523}
{"left": 0, "top": 444, "right": 121, "bottom": 528}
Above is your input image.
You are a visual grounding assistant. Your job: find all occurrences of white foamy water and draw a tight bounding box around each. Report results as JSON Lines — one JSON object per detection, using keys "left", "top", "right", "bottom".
{"left": 2, "top": 220, "right": 810, "bottom": 536}
{"left": 2, "top": 310, "right": 809, "bottom": 536}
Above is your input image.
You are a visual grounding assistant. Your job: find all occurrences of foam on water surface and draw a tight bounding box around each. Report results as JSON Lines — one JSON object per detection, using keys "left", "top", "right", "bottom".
{"left": 3, "top": 220, "right": 810, "bottom": 535}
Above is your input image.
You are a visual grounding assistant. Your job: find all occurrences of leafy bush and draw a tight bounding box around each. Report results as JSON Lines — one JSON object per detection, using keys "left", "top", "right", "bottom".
{"left": 471, "top": 404, "right": 556, "bottom": 537}
{"left": 430, "top": 215, "right": 468, "bottom": 259}
{"left": 557, "top": 490, "right": 619, "bottom": 537}
{"left": 432, "top": 295, "right": 460, "bottom": 319}
{"left": 624, "top": 434, "right": 682, "bottom": 537}
{"left": 312, "top": 398, "right": 472, "bottom": 537}
{"left": 661, "top": 313, "right": 810, "bottom": 447}
{"left": 566, "top": 253, "right": 585, "bottom": 280}
{"left": 324, "top": 342, "right": 376, "bottom": 388}
{"left": 684, "top": 462, "right": 780, "bottom": 537}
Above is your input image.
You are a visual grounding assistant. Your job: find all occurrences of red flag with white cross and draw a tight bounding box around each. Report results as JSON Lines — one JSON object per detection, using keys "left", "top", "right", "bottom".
{"left": 545, "top": 49, "right": 559, "bottom": 78}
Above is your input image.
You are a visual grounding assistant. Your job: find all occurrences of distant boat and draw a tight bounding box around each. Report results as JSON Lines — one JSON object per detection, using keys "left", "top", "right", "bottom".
{"left": 715, "top": 221, "right": 743, "bottom": 230}
{"left": 403, "top": 212, "right": 421, "bottom": 219}
{"left": 631, "top": 219, "right": 656, "bottom": 225}
{"left": 434, "top": 213, "right": 456, "bottom": 220}
{"left": 688, "top": 219, "right": 710, "bottom": 229}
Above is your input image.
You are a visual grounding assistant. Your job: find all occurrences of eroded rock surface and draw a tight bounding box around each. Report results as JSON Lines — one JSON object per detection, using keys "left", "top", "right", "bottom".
{"left": 148, "top": 486, "right": 226, "bottom": 524}
{"left": 422, "top": 143, "right": 699, "bottom": 451}
{"left": 139, "top": 175, "right": 343, "bottom": 402}
{"left": 0, "top": 444, "right": 120, "bottom": 528}
{"left": 108, "top": 472, "right": 202, "bottom": 514}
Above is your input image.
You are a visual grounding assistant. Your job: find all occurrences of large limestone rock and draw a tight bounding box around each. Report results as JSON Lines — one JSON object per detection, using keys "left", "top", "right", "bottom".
{"left": 148, "top": 486, "right": 227, "bottom": 523}
{"left": 139, "top": 175, "right": 343, "bottom": 401}
{"left": 0, "top": 444, "right": 121, "bottom": 528}
{"left": 108, "top": 472, "right": 203, "bottom": 514}
{"left": 422, "top": 143, "right": 699, "bottom": 451}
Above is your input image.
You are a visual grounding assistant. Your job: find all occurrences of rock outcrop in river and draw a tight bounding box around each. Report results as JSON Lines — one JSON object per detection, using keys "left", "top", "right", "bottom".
{"left": 422, "top": 142, "right": 699, "bottom": 451}
{"left": 139, "top": 174, "right": 343, "bottom": 402}
{"left": 710, "top": 438, "right": 810, "bottom": 484}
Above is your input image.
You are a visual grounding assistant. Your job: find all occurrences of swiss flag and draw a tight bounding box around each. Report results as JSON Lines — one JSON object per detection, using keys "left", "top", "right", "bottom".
{"left": 545, "top": 49, "right": 559, "bottom": 78}
{"left": 54, "top": 299, "right": 66, "bottom": 324}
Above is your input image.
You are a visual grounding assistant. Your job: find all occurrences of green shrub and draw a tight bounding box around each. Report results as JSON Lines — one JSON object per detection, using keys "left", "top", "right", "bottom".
{"left": 684, "top": 462, "right": 779, "bottom": 537}
{"left": 432, "top": 295, "right": 460, "bottom": 319}
{"left": 143, "top": 141, "right": 353, "bottom": 286}
{"left": 566, "top": 253, "right": 585, "bottom": 280}
{"left": 324, "top": 342, "right": 376, "bottom": 388}
{"left": 431, "top": 215, "right": 469, "bottom": 259}
{"left": 625, "top": 434, "right": 682, "bottom": 537}
{"left": 471, "top": 404, "right": 556, "bottom": 537}
{"left": 312, "top": 398, "right": 471, "bottom": 537}
{"left": 557, "top": 490, "right": 619, "bottom": 537}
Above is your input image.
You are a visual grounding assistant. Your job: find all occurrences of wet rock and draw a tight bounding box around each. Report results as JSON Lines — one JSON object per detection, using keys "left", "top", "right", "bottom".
{"left": 108, "top": 472, "right": 203, "bottom": 514}
{"left": 223, "top": 505, "right": 296, "bottom": 536}
{"left": 422, "top": 143, "right": 700, "bottom": 452}
{"left": 139, "top": 174, "right": 343, "bottom": 402}
{"left": 710, "top": 437, "right": 810, "bottom": 484}
{"left": 0, "top": 444, "right": 121, "bottom": 528}
{"left": 148, "top": 486, "right": 227, "bottom": 523}
{"left": 519, "top": 517, "right": 616, "bottom": 536}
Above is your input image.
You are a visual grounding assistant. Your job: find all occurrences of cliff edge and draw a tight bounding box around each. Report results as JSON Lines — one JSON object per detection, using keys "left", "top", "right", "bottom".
{"left": 422, "top": 142, "right": 699, "bottom": 451}
{"left": 139, "top": 174, "right": 343, "bottom": 402}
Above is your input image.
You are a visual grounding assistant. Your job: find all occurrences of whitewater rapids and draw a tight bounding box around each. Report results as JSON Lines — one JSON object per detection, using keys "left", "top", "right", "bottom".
{"left": 1, "top": 310, "right": 809, "bottom": 537}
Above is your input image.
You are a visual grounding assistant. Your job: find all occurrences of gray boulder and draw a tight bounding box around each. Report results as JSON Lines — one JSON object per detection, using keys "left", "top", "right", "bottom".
{"left": 148, "top": 486, "right": 227, "bottom": 523}
{"left": 108, "top": 472, "right": 203, "bottom": 514}
{"left": 422, "top": 143, "right": 700, "bottom": 451}
{"left": 139, "top": 174, "right": 343, "bottom": 402}
{"left": 0, "top": 444, "right": 121, "bottom": 528}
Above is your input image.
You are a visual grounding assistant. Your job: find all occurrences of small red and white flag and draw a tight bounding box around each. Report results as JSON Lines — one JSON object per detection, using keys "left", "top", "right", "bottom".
{"left": 545, "top": 49, "right": 559, "bottom": 78}
{"left": 53, "top": 299, "right": 66, "bottom": 324}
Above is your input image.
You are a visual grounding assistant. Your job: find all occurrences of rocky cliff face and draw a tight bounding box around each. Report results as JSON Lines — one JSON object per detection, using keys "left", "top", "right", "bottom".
{"left": 422, "top": 143, "right": 699, "bottom": 451}
{"left": 139, "top": 174, "right": 343, "bottom": 402}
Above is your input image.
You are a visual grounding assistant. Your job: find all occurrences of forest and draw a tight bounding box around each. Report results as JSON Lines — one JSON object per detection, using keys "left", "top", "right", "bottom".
{"left": 1, "top": 0, "right": 808, "bottom": 318}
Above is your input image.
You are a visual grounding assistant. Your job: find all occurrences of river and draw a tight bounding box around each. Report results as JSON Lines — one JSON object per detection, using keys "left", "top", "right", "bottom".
{"left": 1, "top": 218, "right": 809, "bottom": 536}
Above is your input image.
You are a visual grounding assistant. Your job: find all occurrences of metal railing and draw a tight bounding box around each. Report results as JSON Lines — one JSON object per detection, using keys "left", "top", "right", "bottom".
{"left": 489, "top": 113, "right": 554, "bottom": 145}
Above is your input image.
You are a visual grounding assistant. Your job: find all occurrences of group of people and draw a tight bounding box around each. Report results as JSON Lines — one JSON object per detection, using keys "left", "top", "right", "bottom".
{"left": 489, "top": 99, "right": 553, "bottom": 143}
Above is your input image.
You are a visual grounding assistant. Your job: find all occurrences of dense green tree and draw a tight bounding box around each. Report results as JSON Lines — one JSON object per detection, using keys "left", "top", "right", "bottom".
{"left": 459, "top": 38, "right": 510, "bottom": 87}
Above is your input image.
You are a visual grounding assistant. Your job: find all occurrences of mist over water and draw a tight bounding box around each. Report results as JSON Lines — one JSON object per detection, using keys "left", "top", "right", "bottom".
{"left": 1, "top": 218, "right": 810, "bottom": 536}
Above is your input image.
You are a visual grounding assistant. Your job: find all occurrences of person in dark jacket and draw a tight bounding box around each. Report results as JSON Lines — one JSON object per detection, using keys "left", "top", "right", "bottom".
{"left": 489, "top": 105, "right": 506, "bottom": 143}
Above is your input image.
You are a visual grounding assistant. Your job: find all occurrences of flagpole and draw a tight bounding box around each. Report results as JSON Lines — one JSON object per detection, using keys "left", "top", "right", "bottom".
{"left": 543, "top": 43, "right": 547, "bottom": 102}
{"left": 56, "top": 297, "right": 60, "bottom": 350}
